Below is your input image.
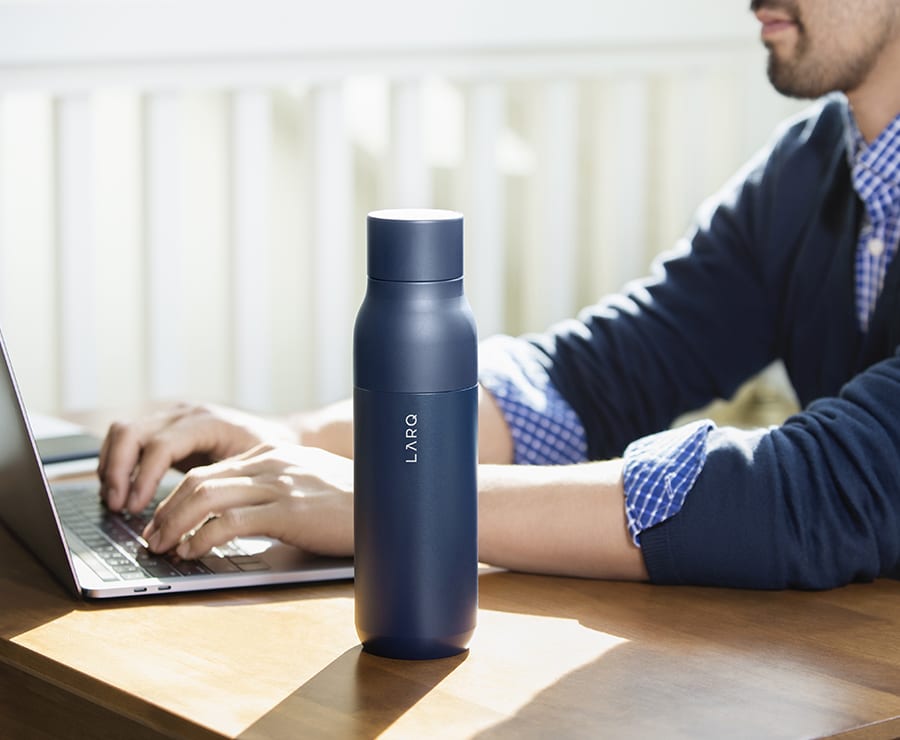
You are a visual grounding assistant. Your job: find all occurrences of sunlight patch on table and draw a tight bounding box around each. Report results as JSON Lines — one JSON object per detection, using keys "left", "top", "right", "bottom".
{"left": 383, "top": 608, "right": 628, "bottom": 737}
{"left": 13, "top": 595, "right": 359, "bottom": 736}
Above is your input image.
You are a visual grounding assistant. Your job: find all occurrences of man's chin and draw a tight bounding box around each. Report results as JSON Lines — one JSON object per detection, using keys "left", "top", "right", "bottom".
{"left": 766, "top": 58, "right": 816, "bottom": 99}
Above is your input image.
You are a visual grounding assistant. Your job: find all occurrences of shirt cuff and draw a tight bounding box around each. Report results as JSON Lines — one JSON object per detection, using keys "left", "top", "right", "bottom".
{"left": 479, "top": 335, "right": 588, "bottom": 465}
{"left": 622, "top": 419, "right": 715, "bottom": 547}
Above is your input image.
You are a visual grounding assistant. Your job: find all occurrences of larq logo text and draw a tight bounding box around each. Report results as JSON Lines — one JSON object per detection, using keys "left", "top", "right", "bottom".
{"left": 404, "top": 414, "right": 418, "bottom": 463}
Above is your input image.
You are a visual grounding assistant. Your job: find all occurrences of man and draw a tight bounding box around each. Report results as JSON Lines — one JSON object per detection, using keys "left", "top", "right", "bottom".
{"left": 99, "top": 0, "right": 900, "bottom": 589}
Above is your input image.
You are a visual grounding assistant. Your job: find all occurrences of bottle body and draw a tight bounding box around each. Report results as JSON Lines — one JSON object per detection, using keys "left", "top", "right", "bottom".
{"left": 353, "top": 209, "right": 478, "bottom": 660}
{"left": 353, "top": 385, "right": 477, "bottom": 659}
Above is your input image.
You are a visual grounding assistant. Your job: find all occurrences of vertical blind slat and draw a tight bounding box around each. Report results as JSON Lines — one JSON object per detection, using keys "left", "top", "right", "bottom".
{"left": 311, "top": 82, "right": 353, "bottom": 404}
{"left": 55, "top": 93, "right": 97, "bottom": 411}
{"left": 680, "top": 72, "right": 711, "bottom": 236}
{"left": 230, "top": 89, "right": 271, "bottom": 411}
{"left": 465, "top": 82, "right": 506, "bottom": 337}
{"left": 0, "top": 96, "right": 6, "bottom": 328}
{"left": 389, "top": 80, "right": 430, "bottom": 207}
{"left": 535, "top": 79, "right": 578, "bottom": 328}
{"left": 144, "top": 91, "right": 184, "bottom": 399}
{"left": 609, "top": 78, "right": 650, "bottom": 288}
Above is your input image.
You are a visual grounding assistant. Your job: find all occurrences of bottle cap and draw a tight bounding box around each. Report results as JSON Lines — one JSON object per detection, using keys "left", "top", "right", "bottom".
{"left": 367, "top": 209, "right": 463, "bottom": 282}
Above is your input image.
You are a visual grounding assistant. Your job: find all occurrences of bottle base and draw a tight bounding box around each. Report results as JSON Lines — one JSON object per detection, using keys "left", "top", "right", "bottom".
{"left": 360, "top": 629, "right": 474, "bottom": 660}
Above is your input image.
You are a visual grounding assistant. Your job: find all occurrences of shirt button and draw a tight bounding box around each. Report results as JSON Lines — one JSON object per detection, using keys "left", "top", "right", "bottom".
{"left": 868, "top": 237, "right": 886, "bottom": 257}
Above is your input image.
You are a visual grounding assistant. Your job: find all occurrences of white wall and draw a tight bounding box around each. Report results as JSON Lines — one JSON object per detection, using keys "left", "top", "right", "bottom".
{"left": 0, "top": 0, "right": 806, "bottom": 416}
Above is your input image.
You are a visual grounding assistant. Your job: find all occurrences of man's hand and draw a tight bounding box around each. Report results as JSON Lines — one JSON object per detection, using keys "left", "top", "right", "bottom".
{"left": 98, "top": 403, "right": 298, "bottom": 513}
{"left": 141, "top": 443, "right": 353, "bottom": 559}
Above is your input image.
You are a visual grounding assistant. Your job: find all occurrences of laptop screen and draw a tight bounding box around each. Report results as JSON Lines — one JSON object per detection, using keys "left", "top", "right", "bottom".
{"left": 0, "top": 330, "right": 79, "bottom": 596}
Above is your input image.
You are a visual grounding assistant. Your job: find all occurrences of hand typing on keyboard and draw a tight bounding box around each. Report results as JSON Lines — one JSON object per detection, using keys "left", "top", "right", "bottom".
{"left": 97, "top": 403, "right": 299, "bottom": 514}
{"left": 139, "top": 443, "right": 354, "bottom": 559}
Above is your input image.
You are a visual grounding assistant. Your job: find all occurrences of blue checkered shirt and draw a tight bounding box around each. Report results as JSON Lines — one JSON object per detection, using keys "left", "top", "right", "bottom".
{"left": 846, "top": 110, "right": 900, "bottom": 330}
{"left": 479, "top": 106, "right": 900, "bottom": 547}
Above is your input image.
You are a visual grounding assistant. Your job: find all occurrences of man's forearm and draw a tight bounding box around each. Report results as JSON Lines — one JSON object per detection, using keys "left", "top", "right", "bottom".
{"left": 288, "top": 393, "right": 645, "bottom": 581}
{"left": 289, "top": 386, "right": 515, "bottom": 464}
{"left": 289, "top": 399, "right": 355, "bottom": 458}
{"left": 477, "top": 459, "right": 648, "bottom": 580}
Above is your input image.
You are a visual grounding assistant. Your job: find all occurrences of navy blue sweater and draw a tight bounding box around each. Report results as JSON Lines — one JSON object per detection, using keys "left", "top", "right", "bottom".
{"left": 530, "top": 97, "right": 900, "bottom": 589}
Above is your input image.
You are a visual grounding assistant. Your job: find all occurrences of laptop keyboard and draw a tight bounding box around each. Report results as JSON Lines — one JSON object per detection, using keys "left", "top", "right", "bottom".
{"left": 51, "top": 482, "right": 269, "bottom": 583}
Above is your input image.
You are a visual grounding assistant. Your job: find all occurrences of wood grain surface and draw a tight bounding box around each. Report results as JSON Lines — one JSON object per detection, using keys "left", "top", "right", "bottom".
{"left": 2, "top": 522, "right": 899, "bottom": 739}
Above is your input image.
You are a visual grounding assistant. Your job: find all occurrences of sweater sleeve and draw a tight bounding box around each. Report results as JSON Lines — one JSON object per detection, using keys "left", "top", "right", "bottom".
{"left": 640, "top": 349, "right": 900, "bottom": 589}
{"left": 523, "top": 105, "right": 836, "bottom": 462}
{"left": 527, "top": 146, "right": 777, "bottom": 460}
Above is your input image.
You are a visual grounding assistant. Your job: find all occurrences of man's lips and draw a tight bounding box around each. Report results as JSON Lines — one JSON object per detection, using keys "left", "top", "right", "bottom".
{"left": 755, "top": 9, "right": 799, "bottom": 39}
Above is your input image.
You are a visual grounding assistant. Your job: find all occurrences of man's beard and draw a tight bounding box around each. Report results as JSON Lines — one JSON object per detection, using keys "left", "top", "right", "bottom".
{"left": 752, "top": 0, "right": 897, "bottom": 99}
{"left": 766, "top": 34, "right": 886, "bottom": 100}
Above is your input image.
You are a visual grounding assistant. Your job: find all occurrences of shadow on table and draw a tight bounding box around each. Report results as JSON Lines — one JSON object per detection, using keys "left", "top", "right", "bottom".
{"left": 0, "top": 523, "right": 79, "bottom": 639}
{"left": 239, "top": 644, "right": 466, "bottom": 739}
{"left": 472, "top": 572, "right": 900, "bottom": 739}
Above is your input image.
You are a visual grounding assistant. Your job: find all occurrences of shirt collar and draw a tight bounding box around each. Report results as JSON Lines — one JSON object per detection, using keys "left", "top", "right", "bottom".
{"left": 844, "top": 104, "right": 900, "bottom": 199}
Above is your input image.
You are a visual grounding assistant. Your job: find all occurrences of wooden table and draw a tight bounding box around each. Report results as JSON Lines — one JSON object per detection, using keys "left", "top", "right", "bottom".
{"left": 2, "top": 520, "right": 899, "bottom": 739}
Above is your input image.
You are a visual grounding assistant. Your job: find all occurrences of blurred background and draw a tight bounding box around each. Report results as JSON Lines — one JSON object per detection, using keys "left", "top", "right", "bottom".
{"left": 0, "top": 0, "right": 803, "bottom": 425}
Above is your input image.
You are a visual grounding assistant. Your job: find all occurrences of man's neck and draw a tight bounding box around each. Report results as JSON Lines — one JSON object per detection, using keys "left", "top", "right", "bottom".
{"left": 846, "top": 37, "right": 900, "bottom": 143}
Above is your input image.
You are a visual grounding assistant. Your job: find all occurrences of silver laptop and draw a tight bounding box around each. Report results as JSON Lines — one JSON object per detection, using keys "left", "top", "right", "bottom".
{"left": 0, "top": 329, "right": 354, "bottom": 598}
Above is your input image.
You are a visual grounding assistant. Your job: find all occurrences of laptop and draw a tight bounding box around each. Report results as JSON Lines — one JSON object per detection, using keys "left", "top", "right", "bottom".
{"left": 0, "top": 329, "right": 354, "bottom": 599}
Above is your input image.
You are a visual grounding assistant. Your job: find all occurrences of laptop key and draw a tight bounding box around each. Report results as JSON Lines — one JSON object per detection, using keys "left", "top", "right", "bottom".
{"left": 99, "top": 519, "right": 136, "bottom": 544}
{"left": 199, "top": 556, "right": 241, "bottom": 574}
{"left": 81, "top": 556, "right": 122, "bottom": 582}
{"left": 124, "top": 512, "right": 154, "bottom": 532}
{"left": 117, "top": 568, "right": 148, "bottom": 580}
{"left": 172, "top": 559, "right": 213, "bottom": 577}
{"left": 134, "top": 549, "right": 181, "bottom": 577}
{"left": 232, "top": 559, "right": 271, "bottom": 572}
{"left": 142, "top": 561, "right": 181, "bottom": 579}
{"left": 228, "top": 555, "right": 270, "bottom": 571}
{"left": 118, "top": 540, "right": 143, "bottom": 556}
{"left": 81, "top": 536, "right": 110, "bottom": 551}
{"left": 64, "top": 530, "right": 121, "bottom": 582}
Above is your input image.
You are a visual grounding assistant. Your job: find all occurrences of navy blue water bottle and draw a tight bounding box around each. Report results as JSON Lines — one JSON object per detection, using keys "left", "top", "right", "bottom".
{"left": 353, "top": 208, "right": 478, "bottom": 660}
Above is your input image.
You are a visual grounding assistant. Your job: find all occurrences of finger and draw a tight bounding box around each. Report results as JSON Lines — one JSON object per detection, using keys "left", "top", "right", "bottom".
{"left": 148, "top": 453, "right": 279, "bottom": 521}
{"left": 229, "top": 442, "right": 278, "bottom": 461}
{"left": 175, "top": 502, "right": 286, "bottom": 559}
{"left": 144, "top": 461, "right": 232, "bottom": 530}
{"left": 97, "top": 421, "right": 145, "bottom": 511}
{"left": 96, "top": 430, "right": 112, "bottom": 498}
{"left": 96, "top": 428, "right": 111, "bottom": 475}
{"left": 143, "top": 451, "right": 292, "bottom": 538}
{"left": 98, "top": 408, "right": 184, "bottom": 509}
{"left": 144, "top": 476, "right": 277, "bottom": 553}
{"left": 126, "top": 428, "right": 218, "bottom": 513}
{"left": 126, "top": 409, "right": 273, "bottom": 512}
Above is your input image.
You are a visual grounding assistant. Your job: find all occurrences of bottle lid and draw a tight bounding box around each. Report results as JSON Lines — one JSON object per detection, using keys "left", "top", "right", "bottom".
{"left": 367, "top": 209, "right": 463, "bottom": 282}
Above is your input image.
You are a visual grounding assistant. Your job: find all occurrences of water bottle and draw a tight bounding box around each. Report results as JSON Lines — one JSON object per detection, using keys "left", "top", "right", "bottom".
{"left": 353, "top": 208, "right": 478, "bottom": 660}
